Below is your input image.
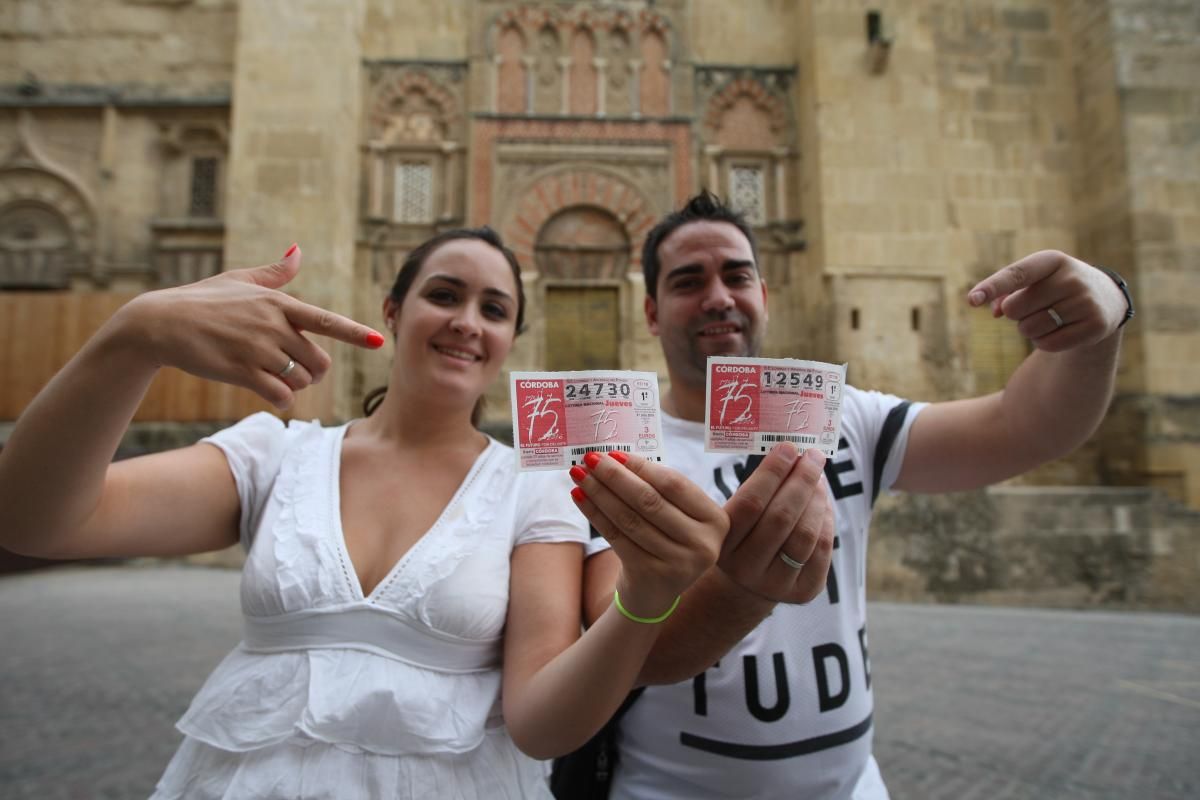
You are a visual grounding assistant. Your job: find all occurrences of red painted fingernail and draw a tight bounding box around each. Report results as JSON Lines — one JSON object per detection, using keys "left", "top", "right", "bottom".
{"left": 284, "top": 243, "right": 298, "bottom": 258}
{"left": 608, "top": 450, "right": 628, "bottom": 465}
{"left": 583, "top": 452, "right": 602, "bottom": 469}
{"left": 571, "top": 486, "right": 587, "bottom": 503}
{"left": 569, "top": 465, "right": 588, "bottom": 483}
{"left": 365, "top": 331, "right": 385, "bottom": 348}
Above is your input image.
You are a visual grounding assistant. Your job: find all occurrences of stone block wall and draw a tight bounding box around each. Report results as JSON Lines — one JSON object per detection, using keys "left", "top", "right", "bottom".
{"left": 1096, "top": 0, "right": 1200, "bottom": 506}
{"left": 1, "top": 0, "right": 237, "bottom": 92}
{"left": 870, "top": 485, "right": 1200, "bottom": 611}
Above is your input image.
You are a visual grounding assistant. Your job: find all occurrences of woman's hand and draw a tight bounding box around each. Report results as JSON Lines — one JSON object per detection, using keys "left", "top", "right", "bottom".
{"left": 114, "top": 245, "right": 384, "bottom": 409}
{"left": 569, "top": 451, "right": 727, "bottom": 620}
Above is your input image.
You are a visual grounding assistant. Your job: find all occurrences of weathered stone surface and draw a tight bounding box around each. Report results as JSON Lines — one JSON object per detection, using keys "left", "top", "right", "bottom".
{"left": 871, "top": 485, "right": 1200, "bottom": 611}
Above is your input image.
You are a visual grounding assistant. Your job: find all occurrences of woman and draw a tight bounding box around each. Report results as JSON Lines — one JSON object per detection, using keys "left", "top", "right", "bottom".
{"left": 0, "top": 229, "right": 728, "bottom": 798}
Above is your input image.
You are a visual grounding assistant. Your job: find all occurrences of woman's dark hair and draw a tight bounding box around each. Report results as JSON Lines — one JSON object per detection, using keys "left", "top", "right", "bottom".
{"left": 362, "top": 227, "right": 526, "bottom": 424}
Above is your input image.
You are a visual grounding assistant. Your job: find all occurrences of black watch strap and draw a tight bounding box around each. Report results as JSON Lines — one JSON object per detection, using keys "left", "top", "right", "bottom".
{"left": 1099, "top": 267, "right": 1135, "bottom": 328}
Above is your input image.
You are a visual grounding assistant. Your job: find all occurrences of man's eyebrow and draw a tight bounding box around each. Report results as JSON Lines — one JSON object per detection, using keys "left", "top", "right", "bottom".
{"left": 663, "top": 260, "right": 756, "bottom": 282}
{"left": 424, "top": 273, "right": 515, "bottom": 302}
{"left": 721, "top": 259, "right": 756, "bottom": 272}
{"left": 663, "top": 264, "right": 703, "bottom": 282}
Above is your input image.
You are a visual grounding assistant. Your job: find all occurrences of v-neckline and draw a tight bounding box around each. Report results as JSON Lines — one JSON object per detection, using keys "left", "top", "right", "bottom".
{"left": 329, "top": 425, "right": 497, "bottom": 602}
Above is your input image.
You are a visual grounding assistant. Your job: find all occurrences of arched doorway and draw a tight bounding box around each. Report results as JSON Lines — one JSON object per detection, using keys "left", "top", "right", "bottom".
{"left": 534, "top": 206, "right": 630, "bottom": 371}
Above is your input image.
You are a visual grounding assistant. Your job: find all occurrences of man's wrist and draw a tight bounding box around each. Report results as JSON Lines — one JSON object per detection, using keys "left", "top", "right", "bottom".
{"left": 1098, "top": 266, "right": 1135, "bottom": 329}
{"left": 712, "top": 565, "right": 778, "bottom": 616}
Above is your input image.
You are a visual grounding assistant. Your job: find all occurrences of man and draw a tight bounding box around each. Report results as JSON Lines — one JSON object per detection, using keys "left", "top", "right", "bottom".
{"left": 573, "top": 190, "right": 1132, "bottom": 799}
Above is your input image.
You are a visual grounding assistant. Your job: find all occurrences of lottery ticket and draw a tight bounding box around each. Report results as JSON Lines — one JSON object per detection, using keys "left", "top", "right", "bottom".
{"left": 510, "top": 370, "right": 665, "bottom": 471}
{"left": 705, "top": 356, "right": 846, "bottom": 457}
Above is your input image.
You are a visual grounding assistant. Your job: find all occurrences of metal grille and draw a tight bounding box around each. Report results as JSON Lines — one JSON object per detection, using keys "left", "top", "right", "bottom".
{"left": 189, "top": 157, "right": 219, "bottom": 217}
{"left": 393, "top": 162, "right": 433, "bottom": 224}
{"left": 730, "top": 165, "right": 766, "bottom": 226}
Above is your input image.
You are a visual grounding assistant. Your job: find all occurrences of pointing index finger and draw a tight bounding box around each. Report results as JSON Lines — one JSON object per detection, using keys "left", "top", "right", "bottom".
{"left": 968, "top": 250, "right": 1066, "bottom": 307}
{"left": 284, "top": 300, "right": 385, "bottom": 349}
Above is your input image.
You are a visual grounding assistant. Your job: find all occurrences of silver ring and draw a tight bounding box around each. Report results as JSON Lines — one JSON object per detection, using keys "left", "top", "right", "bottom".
{"left": 276, "top": 358, "right": 296, "bottom": 378}
{"left": 1047, "top": 307, "right": 1064, "bottom": 329}
{"left": 779, "top": 552, "right": 806, "bottom": 570}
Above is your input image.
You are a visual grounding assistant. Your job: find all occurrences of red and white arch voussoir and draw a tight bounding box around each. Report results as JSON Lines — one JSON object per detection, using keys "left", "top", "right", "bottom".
{"left": 502, "top": 167, "right": 659, "bottom": 272}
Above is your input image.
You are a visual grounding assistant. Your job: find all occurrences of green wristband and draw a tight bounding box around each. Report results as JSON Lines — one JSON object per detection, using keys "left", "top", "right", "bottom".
{"left": 613, "top": 590, "right": 681, "bottom": 624}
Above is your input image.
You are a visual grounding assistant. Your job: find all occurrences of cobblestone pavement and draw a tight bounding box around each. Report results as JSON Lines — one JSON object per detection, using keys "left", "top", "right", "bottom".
{"left": 1, "top": 566, "right": 1197, "bottom": 799}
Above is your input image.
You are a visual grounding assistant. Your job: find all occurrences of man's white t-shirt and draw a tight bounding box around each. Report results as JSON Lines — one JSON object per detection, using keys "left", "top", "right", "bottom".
{"left": 589, "top": 386, "right": 923, "bottom": 800}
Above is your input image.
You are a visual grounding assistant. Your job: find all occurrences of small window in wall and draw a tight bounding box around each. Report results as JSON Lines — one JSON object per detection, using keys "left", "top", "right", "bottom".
{"left": 729, "top": 165, "right": 766, "bottom": 226}
{"left": 851, "top": 308, "right": 860, "bottom": 330}
{"left": 393, "top": 162, "right": 434, "bottom": 224}
{"left": 911, "top": 307, "right": 921, "bottom": 331}
{"left": 189, "top": 157, "right": 219, "bottom": 218}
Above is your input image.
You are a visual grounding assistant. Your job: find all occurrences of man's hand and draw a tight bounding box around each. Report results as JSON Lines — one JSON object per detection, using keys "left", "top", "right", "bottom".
{"left": 968, "top": 250, "right": 1129, "bottom": 352}
{"left": 720, "top": 443, "right": 834, "bottom": 604}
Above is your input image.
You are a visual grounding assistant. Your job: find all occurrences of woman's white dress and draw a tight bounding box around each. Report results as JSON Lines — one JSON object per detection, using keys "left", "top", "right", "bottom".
{"left": 150, "top": 413, "right": 587, "bottom": 799}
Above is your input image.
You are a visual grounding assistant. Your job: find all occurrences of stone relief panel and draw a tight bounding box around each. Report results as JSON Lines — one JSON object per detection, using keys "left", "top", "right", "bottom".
{"left": 362, "top": 63, "right": 468, "bottom": 236}
{"left": 151, "top": 117, "right": 230, "bottom": 287}
{"left": 366, "top": 65, "right": 467, "bottom": 144}
{"left": 486, "top": 3, "right": 676, "bottom": 118}
{"left": 604, "top": 25, "right": 634, "bottom": 118}
{"left": 698, "top": 67, "right": 792, "bottom": 149}
{"left": 532, "top": 24, "right": 563, "bottom": 115}
{"left": 0, "top": 117, "right": 95, "bottom": 289}
{"left": 695, "top": 66, "right": 799, "bottom": 235}
{"left": 156, "top": 120, "right": 230, "bottom": 219}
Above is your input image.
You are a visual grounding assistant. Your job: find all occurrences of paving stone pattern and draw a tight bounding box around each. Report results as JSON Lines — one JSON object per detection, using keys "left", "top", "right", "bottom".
{"left": 1, "top": 567, "right": 1196, "bottom": 799}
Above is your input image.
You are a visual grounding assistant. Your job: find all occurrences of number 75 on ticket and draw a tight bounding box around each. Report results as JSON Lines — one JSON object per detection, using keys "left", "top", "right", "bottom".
{"left": 510, "top": 370, "right": 665, "bottom": 471}
{"left": 705, "top": 356, "right": 846, "bottom": 457}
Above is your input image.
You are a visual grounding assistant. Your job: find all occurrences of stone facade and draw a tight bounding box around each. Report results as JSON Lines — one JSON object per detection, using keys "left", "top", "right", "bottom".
{"left": 1, "top": 1, "right": 1197, "bottom": 603}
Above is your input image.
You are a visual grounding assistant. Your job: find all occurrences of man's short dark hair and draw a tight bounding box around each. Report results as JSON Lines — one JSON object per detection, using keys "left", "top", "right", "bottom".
{"left": 640, "top": 189, "right": 759, "bottom": 300}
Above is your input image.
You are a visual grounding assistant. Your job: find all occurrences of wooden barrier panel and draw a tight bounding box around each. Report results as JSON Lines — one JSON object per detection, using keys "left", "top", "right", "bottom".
{"left": 0, "top": 292, "right": 328, "bottom": 422}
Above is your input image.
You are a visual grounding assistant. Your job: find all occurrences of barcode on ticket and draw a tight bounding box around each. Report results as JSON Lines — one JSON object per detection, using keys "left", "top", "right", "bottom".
{"left": 760, "top": 434, "right": 818, "bottom": 448}
{"left": 569, "top": 444, "right": 632, "bottom": 456}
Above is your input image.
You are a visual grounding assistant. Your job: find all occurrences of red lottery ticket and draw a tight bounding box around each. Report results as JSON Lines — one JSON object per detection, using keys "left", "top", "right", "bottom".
{"left": 510, "top": 371, "right": 665, "bottom": 471}
{"left": 705, "top": 356, "right": 846, "bottom": 457}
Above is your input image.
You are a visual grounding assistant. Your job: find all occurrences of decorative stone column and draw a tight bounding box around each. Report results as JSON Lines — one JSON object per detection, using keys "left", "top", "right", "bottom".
{"left": 521, "top": 56, "right": 536, "bottom": 114}
{"left": 441, "top": 141, "right": 460, "bottom": 221}
{"left": 628, "top": 59, "right": 642, "bottom": 118}
{"left": 557, "top": 57, "right": 571, "bottom": 114}
{"left": 704, "top": 145, "right": 723, "bottom": 194}
{"left": 773, "top": 147, "right": 790, "bottom": 221}
{"left": 593, "top": 58, "right": 607, "bottom": 116}
{"left": 491, "top": 56, "right": 503, "bottom": 113}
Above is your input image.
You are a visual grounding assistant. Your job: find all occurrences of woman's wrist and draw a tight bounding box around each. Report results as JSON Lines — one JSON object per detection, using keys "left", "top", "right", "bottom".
{"left": 105, "top": 293, "right": 172, "bottom": 371}
{"left": 614, "top": 590, "right": 679, "bottom": 624}
{"left": 613, "top": 572, "right": 681, "bottom": 623}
